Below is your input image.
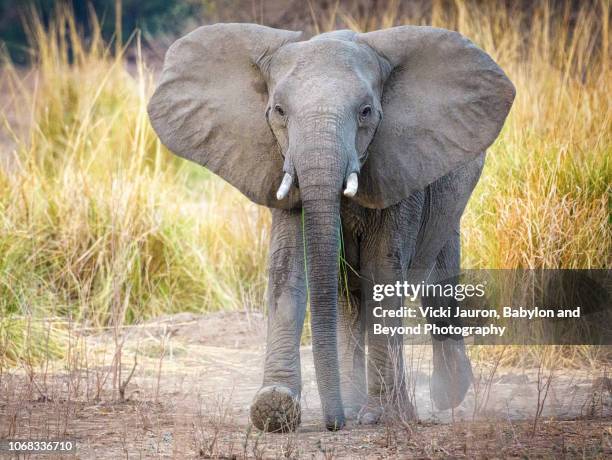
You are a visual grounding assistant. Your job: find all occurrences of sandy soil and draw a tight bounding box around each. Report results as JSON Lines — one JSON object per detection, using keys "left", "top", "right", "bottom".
{"left": 1, "top": 311, "right": 610, "bottom": 459}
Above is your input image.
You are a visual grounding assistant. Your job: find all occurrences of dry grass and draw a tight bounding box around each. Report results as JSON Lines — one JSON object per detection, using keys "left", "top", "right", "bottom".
{"left": 0, "top": 0, "right": 610, "bottom": 366}
{"left": 0, "top": 7, "right": 269, "bottom": 363}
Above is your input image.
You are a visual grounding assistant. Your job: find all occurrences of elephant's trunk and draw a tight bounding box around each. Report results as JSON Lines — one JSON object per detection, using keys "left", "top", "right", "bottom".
{"left": 294, "top": 144, "right": 346, "bottom": 431}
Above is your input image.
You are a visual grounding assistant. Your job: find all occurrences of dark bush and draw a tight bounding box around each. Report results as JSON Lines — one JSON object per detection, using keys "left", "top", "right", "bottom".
{"left": 0, "top": 0, "right": 203, "bottom": 63}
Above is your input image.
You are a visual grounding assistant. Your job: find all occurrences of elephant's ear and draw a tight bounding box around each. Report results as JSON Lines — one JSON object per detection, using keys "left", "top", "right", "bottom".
{"left": 354, "top": 26, "right": 515, "bottom": 209}
{"left": 148, "top": 24, "right": 302, "bottom": 208}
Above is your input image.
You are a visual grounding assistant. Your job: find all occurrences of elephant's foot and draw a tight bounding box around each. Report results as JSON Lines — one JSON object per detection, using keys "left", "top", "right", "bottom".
{"left": 341, "top": 388, "right": 367, "bottom": 421}
{"left": 324, "top": 410, "right": 346, "bottom": 431}
{"left": 250, "top": 385, "right": 301, "bottom": 432}
{"left": 359, "top": 400, "right": 383, "bottom": 425}
{"left": 357, "top": 393, "right": 415, "bottom": 425}
{"left": 343, "top": 405, "right": 361, "bottom": 420}
{"left": 431, "top": 338, "right": 473, "bottom": 410}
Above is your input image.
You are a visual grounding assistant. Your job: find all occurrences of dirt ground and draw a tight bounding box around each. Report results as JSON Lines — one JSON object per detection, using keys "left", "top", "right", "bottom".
{"left": 1, "top": 311, "right": 610, "bottom": 459}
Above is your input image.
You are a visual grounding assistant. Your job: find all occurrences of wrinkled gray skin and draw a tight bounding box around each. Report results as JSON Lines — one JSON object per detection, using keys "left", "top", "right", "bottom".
{"left": 148, "top": 24, "right": 515, "bottom": 432}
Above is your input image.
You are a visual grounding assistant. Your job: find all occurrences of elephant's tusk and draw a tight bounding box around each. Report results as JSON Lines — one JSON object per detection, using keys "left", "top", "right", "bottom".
{"left": 276, "top": 173, "right": 293, "bottom": 200}
{"left": 343, "top": 172, "right": 358, "bottom": 197}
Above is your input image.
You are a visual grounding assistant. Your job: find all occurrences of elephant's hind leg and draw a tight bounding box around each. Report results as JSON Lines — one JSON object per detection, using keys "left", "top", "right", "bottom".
{"left": 422, "top": 232, "right": 473, "bottom": 410}
{"left": 250, "top": 209, "right": 307, "bottom": 432}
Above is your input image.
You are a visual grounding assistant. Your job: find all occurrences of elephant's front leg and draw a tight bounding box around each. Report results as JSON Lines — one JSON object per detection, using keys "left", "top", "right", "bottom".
{"left": 362, "top": 268, "right": 415, "bottom": 424}
{"left": 355, "top": 202, "right": 421, "bottom": 424}
{"left": 359, "top": 258, "right": 414, "bottom": 423}
{"left": 338, "top": 291, "right": 367, "bottom": 419}
{"left": 250, "top": 209, "right": 307, "bottom": 432}
{"left": 337, "top": 222, "right": 367, "bottom": 420}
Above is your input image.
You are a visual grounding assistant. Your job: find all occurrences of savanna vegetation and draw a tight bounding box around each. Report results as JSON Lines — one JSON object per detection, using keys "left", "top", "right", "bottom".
{"left": 0, "top": 0, "right": 609, "bottom": 365}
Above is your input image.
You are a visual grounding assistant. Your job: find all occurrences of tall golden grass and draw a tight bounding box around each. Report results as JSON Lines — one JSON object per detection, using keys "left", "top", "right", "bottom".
{"left": 324, "top": 0, "right": 611, "bottom": 269}
{"left": 0, "top": 7, "right": 271, "bottom": 362}
{"left": 0, "top": 1, "right": 609, "bottom": 363}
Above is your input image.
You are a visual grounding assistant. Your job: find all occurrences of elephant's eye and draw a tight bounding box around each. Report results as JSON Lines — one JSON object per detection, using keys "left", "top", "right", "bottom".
{"left": 359, "top": 105, "right": 372, "bottom": 120}
{"left": 274, "top": 104, "right": 285, "bottom": 117}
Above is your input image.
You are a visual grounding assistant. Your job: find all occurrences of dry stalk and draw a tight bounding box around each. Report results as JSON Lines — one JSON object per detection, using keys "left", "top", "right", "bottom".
{"left": 472, "top": 345, "right": 506, "bottom": 420}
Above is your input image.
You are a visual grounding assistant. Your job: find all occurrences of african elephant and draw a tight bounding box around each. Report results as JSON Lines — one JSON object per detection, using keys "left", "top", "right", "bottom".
{"left": 148, "top": 24, "right": 514, "bottom": 432}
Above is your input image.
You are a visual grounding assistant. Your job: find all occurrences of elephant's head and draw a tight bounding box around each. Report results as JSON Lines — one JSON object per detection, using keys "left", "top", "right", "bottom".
{"left": 148, "top": 24, "right": 515, "bottom": 430}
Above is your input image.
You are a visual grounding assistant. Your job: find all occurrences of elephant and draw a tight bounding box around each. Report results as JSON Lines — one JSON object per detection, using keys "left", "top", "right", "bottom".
{"left": 148, "top": 23, "right": 515, "bottom": 432}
